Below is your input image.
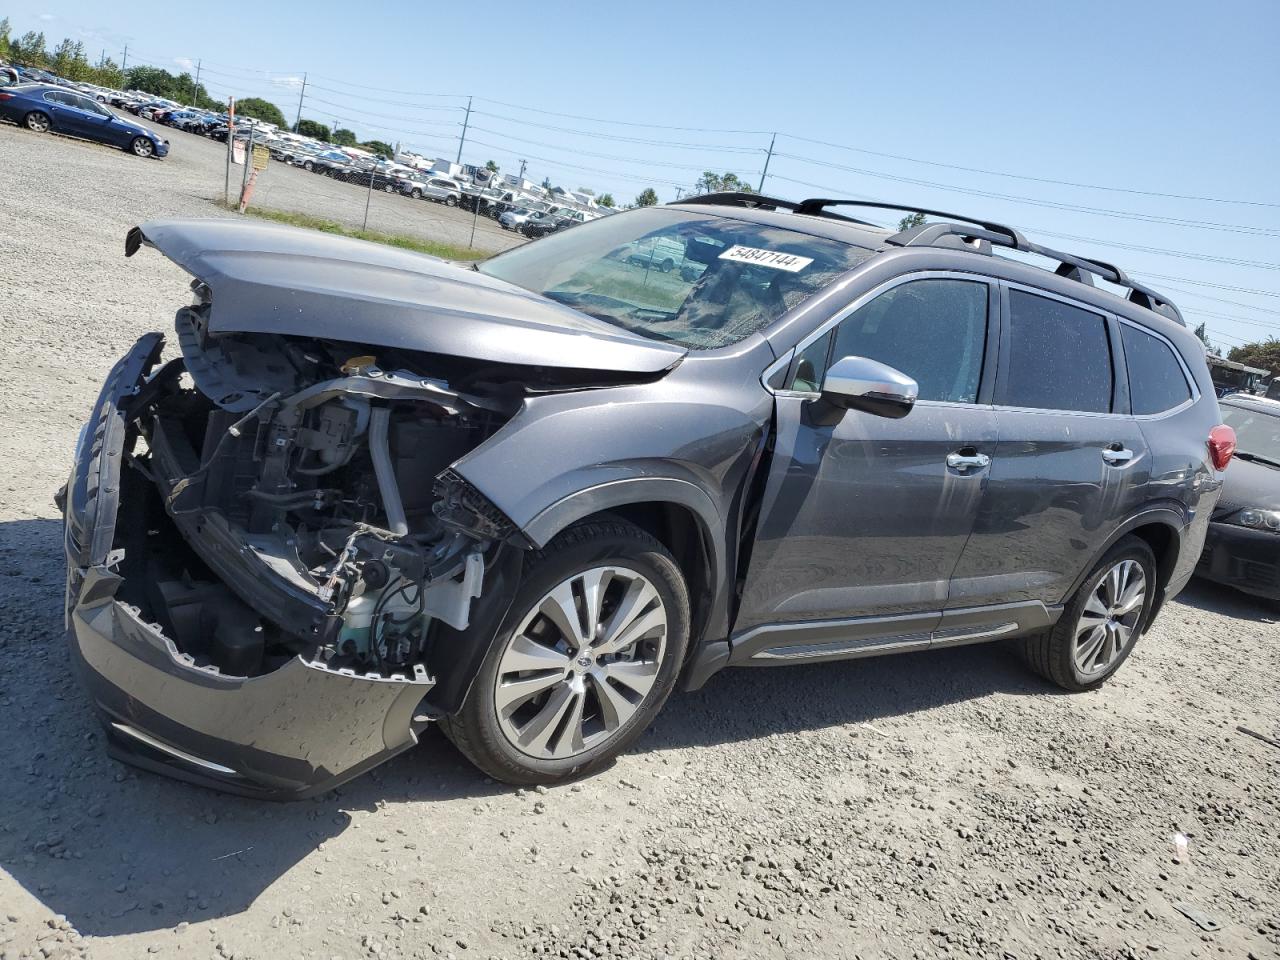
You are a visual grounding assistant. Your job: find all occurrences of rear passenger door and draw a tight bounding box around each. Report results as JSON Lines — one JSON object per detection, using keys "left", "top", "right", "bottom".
{"left": 948, "top": 285, "right": 1150, "bottom": 612}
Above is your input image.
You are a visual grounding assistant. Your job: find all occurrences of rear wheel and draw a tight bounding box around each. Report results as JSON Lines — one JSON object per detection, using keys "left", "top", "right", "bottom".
{"left": 1021, "top": 536, "right": 1156, "bottom": 691}
{"left": 302, "top": 159, "right": 313, "bottom": 171}
{"left": 445, "top": 195, "right": 458, "bottom": 207}
{"left": 24, "top": 111, "right": 51, "bottom": 133}
{"left": 441, "top": 519, "right": 689, "bottom": 784}
{"left": 410, "top": 188, "right": 423, "bottom": 200}
{"left": 383, "top": 183, "right": 395, "bottom": 193}
{"left": 130, "top": 136, "right": 154, "bottom": 158}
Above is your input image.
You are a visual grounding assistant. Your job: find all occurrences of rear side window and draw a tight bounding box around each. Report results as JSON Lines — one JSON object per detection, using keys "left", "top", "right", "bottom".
{"left": 999, "top": 290, "right": 1113, "bottom": 413}
{"left": 1121, "top": 324, "right": 1192, "bottom": 414}
{"left": 794, "top": 278, "right": 989, "bottom": 403}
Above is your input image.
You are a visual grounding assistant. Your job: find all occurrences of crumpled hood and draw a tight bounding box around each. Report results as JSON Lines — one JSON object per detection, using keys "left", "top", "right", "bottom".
{"left": 126, "top": 219, "right": 687, "bottom": 375}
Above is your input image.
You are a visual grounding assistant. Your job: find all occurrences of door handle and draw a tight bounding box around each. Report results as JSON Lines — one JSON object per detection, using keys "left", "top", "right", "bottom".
{"left": 1102, "top": 446, "right": 1134, "bottom": 465}
{"left": 946, "top": 451, "right": 991, "bottom": 471}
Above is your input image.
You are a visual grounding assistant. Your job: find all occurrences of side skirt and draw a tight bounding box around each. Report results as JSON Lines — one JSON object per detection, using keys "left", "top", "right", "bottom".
{"left": 726, "top": 601, "right": 1061, "bottom": 667}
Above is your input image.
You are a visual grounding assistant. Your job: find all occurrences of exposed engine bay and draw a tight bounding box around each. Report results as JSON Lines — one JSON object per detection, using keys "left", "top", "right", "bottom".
{"left": 119, "top": 282, "right": 528, "bottom": 681}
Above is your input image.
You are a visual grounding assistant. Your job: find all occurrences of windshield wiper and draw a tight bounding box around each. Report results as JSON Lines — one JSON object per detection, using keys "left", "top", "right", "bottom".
{"left": 1234, "top": 451, "right": 1280, "bottom": 469}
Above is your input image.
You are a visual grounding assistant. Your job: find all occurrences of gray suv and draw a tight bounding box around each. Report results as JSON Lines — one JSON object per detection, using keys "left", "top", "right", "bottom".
{"left": 60, "top": 195, "right": 1232, "bottom": 797}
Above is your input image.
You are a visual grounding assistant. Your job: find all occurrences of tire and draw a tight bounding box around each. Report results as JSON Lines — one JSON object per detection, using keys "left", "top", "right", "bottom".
{"left": 445, "top": 196, "right": 458, "bottom": 207}
{"left": 410, "top": 189, "right": 422, "bottom": 200}
{"left": 441, "top": 518, "right": 690, "bottom": 785}
{"left": 660, "top": 258, "right": 675, "bottom": 273}
{"left": 383, "top": 183, "right": 395, "bottom": 193}
{"left": 129, "top": 136, "right": 155, "bottom": 158}
{"left": 24, "top": 111, "right": 51, "bottom": 133}
{"left": 1020, "top": 535, "right": 1157, "bottom": 691}
{"left": 302, "top": 159, "right": 313, "bottom": 171}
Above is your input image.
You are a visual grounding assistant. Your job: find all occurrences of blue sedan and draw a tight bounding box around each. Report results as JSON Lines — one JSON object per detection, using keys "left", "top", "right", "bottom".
{"left": 0, "top": 83, "right": 169, "bottom": 158}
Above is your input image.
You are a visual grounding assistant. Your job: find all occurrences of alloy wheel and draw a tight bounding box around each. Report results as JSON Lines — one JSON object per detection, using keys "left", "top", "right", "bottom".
{"left": 1072, "top": 559, "right": 1146, "bottom": 677}
{"left": 494, "top": 565, "right": 668, "bottom": 760}
{"left": 25, "top": 112, "right": 50, "bottom": 133}
{"left": 132, "top": 137, "right": 154, "bottom": 157}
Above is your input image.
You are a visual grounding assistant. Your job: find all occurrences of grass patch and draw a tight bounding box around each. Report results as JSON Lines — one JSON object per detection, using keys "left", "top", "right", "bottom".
{"left": 228, "top": 204, "right": 490, "bottom": 260}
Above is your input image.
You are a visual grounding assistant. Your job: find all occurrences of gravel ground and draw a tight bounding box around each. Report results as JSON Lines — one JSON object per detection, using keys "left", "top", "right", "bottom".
{"left": 1, "top": 121, "right": 1278, "bottom": 960}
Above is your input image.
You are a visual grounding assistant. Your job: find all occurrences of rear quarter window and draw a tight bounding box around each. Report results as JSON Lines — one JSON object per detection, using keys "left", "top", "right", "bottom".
{"left": 1120, "top": 324, "right": 1193, "bottom": 415}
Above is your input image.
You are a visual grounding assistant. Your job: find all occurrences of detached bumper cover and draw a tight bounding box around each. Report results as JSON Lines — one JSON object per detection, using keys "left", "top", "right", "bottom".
{"left": 1196, "top": 522, "right": 1280, "bottom": 602}
{"left": 63, "top": 335, "right": 433, "bottom": 800}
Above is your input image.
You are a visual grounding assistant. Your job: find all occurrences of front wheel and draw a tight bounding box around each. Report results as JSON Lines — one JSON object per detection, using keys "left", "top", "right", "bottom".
{"left": 130, "top": 136, "right": 155, "bottom": 158}
{"left": 24, "top": 111, "right": 51, "bottom": 133}
{"left": 441, "top": 519, "right": 689, "bottom": 784}
{"left": 445, "top": 195, "right": 458, "bottom": 207}
{"left": 410, "top": 188, "right": 422, "bottom": 200}
{"left": 1020, "top": 536, "right": 1156, "bottom": 691}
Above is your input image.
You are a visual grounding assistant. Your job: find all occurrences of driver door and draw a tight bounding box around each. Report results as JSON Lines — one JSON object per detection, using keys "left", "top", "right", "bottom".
{"left": 734, "top": 274, "right": 1000, "bottom": 661}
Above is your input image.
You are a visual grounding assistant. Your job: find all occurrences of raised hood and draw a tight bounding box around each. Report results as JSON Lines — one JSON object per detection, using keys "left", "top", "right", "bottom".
{"left": 127, "top": 219, "right": 686, "bottom": 374}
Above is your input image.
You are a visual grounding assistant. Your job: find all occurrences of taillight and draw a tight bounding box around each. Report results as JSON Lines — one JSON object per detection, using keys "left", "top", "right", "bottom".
{"left": 0, "top": 93, "right": 14, "bottom": 101}
{"left": 1208, "top": 424, "right": 1236, "bottom": 471}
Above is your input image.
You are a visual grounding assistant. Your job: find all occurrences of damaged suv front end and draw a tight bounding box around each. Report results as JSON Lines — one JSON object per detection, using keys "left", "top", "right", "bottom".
{"left": 61, "top": 218, "right": 690, "bottom": 798}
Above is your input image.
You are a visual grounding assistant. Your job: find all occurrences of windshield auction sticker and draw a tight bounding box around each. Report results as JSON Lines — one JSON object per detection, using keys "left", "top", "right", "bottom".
{"left": 718, "top": 245, "right": 814, "bottom": 272}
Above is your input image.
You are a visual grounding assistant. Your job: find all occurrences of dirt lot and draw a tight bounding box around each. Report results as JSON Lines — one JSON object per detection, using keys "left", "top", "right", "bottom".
{"left": 1, "top": 121, "right": 1278, "bottom": 960}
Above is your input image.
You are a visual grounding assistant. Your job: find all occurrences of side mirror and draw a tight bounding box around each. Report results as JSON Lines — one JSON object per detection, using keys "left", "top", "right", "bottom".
{"left": 819, "top": 355, "right": 918, "bottom": 419}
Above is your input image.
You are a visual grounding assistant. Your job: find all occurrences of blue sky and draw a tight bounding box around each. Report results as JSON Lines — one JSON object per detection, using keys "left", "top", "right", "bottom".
{"left": 9, "top": 1, "right": 1279, "bottom": 349}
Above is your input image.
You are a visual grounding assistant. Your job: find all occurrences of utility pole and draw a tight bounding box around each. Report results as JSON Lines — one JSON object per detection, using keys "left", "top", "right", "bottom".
{"left": 121, "top": 45, "right": 128, "bottom": 71}
{"left": 758, "top": 132, "right": 776, "bottom": 193}
{"left": 98, "top": 49, "right": 105, "bottom": 68}
{"left": 293, "top": 72, "right": 307, "bottom": 132}
{"left": 455, "top": 96, "right": 472, "bottom": 164}
{"left": 674, "top": 186, "right": 684, "bottom": 200}
{"left": 518, "top": 159, "right": 527, "bottom": 182}
{"left": 192, "top": 59, "right": 202, "bottom": 104}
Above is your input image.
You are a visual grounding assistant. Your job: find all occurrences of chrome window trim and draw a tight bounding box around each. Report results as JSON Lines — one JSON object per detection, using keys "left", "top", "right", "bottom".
{"left": 760, "top": 349, "right": 794, "bottom": 393}
{"left": 763, "top": 269, "right": 995, "bottom": 397}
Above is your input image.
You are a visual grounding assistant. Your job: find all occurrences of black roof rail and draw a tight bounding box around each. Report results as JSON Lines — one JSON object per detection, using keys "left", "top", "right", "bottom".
{"left": 793, "top": 199, "right": 1027, "bottom": 247}
{"left": 675, "top": 192, "right": 882, "bottom": 226}
{"left": 674, "top": 193, "right": 1183, "bottom": 326}
{"left": 892, "top": 222, "right": 1185, "bottom": 325}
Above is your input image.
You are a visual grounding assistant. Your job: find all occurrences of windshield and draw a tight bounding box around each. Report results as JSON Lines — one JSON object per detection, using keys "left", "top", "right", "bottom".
{"left": 1222, "top": 404, "right": 1280, "bottom": 465}
{"left": 478, "top": 207, "right": 873, "bottom": 349}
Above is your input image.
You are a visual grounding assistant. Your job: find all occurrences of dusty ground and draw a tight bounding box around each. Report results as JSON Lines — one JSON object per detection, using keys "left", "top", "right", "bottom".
{"left": 0, "top": 121, "right": 1277, "bottom": 960}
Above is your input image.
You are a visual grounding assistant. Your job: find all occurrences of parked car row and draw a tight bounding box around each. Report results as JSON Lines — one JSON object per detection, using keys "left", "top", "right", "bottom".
{"left": 0, "top": 81, "right": 169, "bottom": 158}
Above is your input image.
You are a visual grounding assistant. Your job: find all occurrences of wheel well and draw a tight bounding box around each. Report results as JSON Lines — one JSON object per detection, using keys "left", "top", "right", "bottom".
{"left": 1127, "top": 522, "right": 1178, "bottom": 594}
{"left": 585, "top": 503, "right": 714, "bottom": 651}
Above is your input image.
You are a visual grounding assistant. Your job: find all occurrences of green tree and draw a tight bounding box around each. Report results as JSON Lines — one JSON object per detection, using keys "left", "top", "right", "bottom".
{"left": 331, "top": 128, "right": 357, "bottom": 146}
{"left": 360, "top": 139, "right": 394, "bottom": 158}
{"left": 1228, "top": 338, "right": 1280, "bottom": 377}
{"left": 235, "top": 97, "right": 287, "bottom": 128}
{"left": 897, "top": 211, "right": 926, "bottom": 231}
{"left": 50, "top": 37, "right": 89, "bottom": 79}
{"left": 10, "top": 31, "right": 48, "bottom": 65}
{"left": 0, "top": 18, "right": 13, "bottom": 59}
{"left": 597, "top": 193, "right": 615, "bottom": 208}
{"left": 1192, "top": 322, "right": 1222, "bottom": 357}
{"left": 295, "top": 118, "right": 331, "bottom": 141}
{"left": 697, "top": 171, "right": 754, "bottom": 195}
{"left": 485, "top": 159, "right": 499, "bottom": 173}
{"left": 634, "top": 188, "right": 659, "bottom": 207}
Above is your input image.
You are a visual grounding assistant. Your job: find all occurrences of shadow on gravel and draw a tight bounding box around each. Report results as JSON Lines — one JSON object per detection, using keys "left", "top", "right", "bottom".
{"left": 4, "top": 512, "right": 1272, "bottom": 937}
{"left": 1168, "top": 577, "right": 1278, "bottom": 622}
{"left": 0, "top": 518, "right": 500, "bottom": 938}
{"left": 645, "top": 639, "right": 1056, "bottom": 754}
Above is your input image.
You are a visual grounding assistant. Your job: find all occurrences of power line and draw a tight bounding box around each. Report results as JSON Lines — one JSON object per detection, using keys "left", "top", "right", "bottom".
{"left": 1144, "top": 283, "right": 1280, "bottom": 318}
{"left": 1131, "top": 273, "right": 1280, "bottom": 299}
{"left": 771, "top": 152, "right": 1280, "bottom": 236}
{"left": 1027, "top": 229, "right": 1280, "bottom": 272}
{"left": 780, "top": 132, "right": 1280, "bottom": 209}
{"left": 467, "top": 126, "right": 755, "bottom": 174}
{"left": 473, "top": 97, "right": 771, "bottom": 136}
{"left": 471, "top": 111, "right": 764, "bottom": 154}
